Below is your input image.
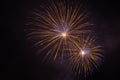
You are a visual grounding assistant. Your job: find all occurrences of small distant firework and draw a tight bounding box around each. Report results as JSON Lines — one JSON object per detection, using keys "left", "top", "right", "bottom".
{"left": 69, "top": 33, "right": 103, "bottom": 75}
{"left": 27, "top": 0, "right": 93, "bottom": 61}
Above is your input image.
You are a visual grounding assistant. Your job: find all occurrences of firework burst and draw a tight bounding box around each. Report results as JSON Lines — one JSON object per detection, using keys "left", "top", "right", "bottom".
{"left": 27, "top": 0, "right": 93, "bottom": 62}
{"left": 68, "top": 33, "right": 103, "bottom": 75}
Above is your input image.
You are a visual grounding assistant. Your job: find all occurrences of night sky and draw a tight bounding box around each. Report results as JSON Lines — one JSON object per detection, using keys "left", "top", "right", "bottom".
{"left": 2, "top": 0, "right": 120, "bottom": 80}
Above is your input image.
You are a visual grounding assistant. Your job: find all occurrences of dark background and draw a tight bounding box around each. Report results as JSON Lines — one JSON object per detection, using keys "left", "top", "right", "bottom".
{"left": 1, "top": 0, "right": 120, "bottom": 80}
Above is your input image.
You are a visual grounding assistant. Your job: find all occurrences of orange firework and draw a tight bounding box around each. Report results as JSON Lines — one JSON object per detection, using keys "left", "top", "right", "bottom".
{"left": 68, "top": 33, "right": 103, "bottom": 75}
{"left": 26, "top": 0, "right": 93, "bottom": 62}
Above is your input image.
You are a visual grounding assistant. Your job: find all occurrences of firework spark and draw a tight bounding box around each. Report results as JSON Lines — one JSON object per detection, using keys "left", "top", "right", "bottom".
{"left": 68, "top": 33, "right": 103, "bottom": 75}
{"left": 27, "top": 0, "right": 93, "bottom": 62}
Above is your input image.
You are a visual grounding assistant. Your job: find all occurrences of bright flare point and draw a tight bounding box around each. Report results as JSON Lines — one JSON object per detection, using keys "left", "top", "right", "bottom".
{"left": 61, "top": 32, "right": 67, "bottom": 37}
{"left": 81, "top": 50, "right": 85, "bottom": 55}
